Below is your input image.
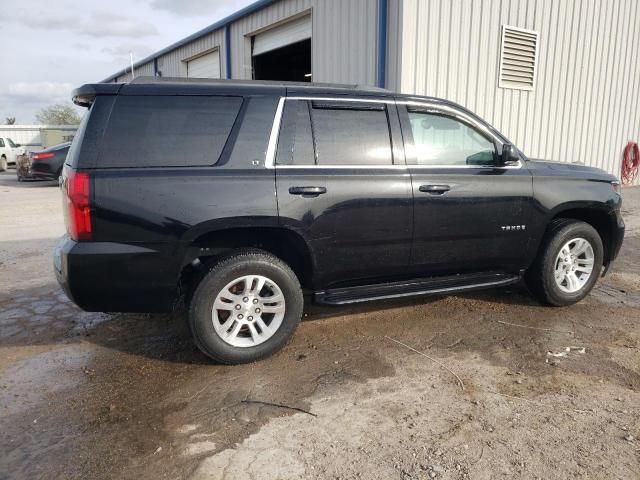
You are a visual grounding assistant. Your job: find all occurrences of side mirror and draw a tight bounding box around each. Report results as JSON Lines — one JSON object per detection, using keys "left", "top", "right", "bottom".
{"left": 500, "top": 144, "right": 520, "bottom": 165}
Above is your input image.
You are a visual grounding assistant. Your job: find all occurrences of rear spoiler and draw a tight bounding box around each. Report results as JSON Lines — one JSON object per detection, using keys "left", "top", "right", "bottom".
{"left": 72, "top": 83, "right": 123, "bottom": 107}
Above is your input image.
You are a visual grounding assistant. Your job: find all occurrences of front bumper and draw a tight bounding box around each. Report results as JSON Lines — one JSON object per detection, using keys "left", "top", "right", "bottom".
{"left": 611, "top": 209, "right": 625, "bottom": 258}
{"left": 54, "top": 236, "right": 180, "bottom": 312}
{"left": 603, "top": 209, "right": 625, "bottom": 275}
{"left": 16, "top": 154, "right": 31, "bottom": 178}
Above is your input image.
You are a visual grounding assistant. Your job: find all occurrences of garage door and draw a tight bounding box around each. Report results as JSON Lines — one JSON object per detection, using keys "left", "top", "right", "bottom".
{"left": 253, "top": 15, "right": 311, "bottom": 56}
{"left": 187, "top": 50, "right": 221, "bottom": 78}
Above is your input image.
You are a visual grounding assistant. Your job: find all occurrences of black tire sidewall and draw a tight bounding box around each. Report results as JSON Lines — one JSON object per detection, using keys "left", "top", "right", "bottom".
{"left": 541, "top": 222, "right": 603, "bottom": 306}
{"left": 189, "top": 253, "right": 303, "bottom": 364}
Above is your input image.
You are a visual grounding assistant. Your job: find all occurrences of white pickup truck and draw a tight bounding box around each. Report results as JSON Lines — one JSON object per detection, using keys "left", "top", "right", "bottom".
{"left": 0, "top": 137, "right": 25, "bottom": 171}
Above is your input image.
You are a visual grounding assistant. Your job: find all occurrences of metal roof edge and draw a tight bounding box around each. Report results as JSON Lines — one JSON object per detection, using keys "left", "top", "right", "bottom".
{"left": 101, "top": 0, "right": 277, "bottom": 83}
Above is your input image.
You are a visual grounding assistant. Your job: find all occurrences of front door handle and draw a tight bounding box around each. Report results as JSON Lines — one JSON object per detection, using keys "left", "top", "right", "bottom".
{"left": 419, "top": 184, "right": 450, "bottom": 195}
{"left": 289, "top": 186, "right": 327, "bottom": 195}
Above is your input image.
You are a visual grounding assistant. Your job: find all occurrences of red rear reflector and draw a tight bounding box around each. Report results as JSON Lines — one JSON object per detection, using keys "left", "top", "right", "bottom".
{"left": 65, "top": 171, "right": 92, "bottom": 241}
{"left": 33, "top": 152, "right": 55, "bottom": 160}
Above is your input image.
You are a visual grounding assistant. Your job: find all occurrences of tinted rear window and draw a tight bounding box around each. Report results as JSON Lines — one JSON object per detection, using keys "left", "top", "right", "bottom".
{"left": 276, "top": 100, "right": 315, "bottom": 165}
{"left": 310, "top": 103, "right": 392, "bottom": 166}
{"left": 99, "top": 95, "right": 242, "bottom": 168}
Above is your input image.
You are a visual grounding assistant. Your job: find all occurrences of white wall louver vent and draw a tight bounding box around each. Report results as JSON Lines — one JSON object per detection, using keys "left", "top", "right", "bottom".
{"left": 498, "top": 25, "right": 539, "bottom": 91}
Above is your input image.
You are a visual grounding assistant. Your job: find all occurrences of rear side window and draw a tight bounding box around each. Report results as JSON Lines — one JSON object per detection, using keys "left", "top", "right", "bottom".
{"left": 276, "top": 100, "right": 315, "bottom": 165}
{"left": 0, "top": 139, "right": 4, "bottom": 147}
{"left": 66, "top": 106, "right": 92, "bottom": 167}
{"left": 99, "top": 95, "right": 242, "bottom": 168}
{"left": 311, "top": 102, "right": 392, "bottom": 166}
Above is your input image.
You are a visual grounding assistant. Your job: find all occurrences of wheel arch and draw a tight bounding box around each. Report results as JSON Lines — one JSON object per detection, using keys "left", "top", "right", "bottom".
{"left": 546, "top": 203, "right": 617, "bottom": 266}
{"left": 181, "top": 225, "right": 317, "bottom": 291}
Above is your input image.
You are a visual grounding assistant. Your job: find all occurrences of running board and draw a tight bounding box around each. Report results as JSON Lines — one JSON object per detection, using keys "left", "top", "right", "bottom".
{"left": 314, "top": 272, "right": 520, "bottom": 305}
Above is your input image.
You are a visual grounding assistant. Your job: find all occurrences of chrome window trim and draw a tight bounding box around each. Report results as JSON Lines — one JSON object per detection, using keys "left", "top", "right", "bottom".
{"left": 287, "top": 96, "right": 395, "bottom": 104}
{"left": 398, "top": 100, "right": 504, "bottom": 144}
{"left": 270, "top": 164, "right": 521, "bottom": 170}
{"left": 264, "top": 96, "right": 522, "bottom": 170}
{"left": 265, "top": 97, "right": 286, "bottom": 170}
{"left": 270, "top": 164, "right": 407, "bottom": 170}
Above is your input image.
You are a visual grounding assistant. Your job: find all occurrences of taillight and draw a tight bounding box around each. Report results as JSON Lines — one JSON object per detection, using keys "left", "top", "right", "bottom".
{"left": 64, "top": 170, "right": 92, "bottom": 241}
{"left": 33, "top": 152, "right": 55, "bottom": 160}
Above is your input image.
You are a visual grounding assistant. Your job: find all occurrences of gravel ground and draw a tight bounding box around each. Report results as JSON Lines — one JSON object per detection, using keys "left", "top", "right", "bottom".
{"left": 1, "top": 169, "right": 639, "bottom": 480}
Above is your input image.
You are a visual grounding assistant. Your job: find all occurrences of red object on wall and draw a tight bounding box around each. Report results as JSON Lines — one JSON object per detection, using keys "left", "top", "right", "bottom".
{"left": 621, "top": 142, "right": 639, "bottom": 185}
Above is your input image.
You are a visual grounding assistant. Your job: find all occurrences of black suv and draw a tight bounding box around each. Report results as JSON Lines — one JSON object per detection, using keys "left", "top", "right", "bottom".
{"left": 55, "top": 78, "right": 624, "bottom": 363}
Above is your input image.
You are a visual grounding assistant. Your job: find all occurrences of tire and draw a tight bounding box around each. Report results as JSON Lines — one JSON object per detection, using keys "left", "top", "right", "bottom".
{"left": 0, "top": 156, "right": 7, "bottom": 172}
{"left": 526, "top": 219, "right": 603, "bottom": 306}
{"left": 189, "top": 249, "right": 303, "bottom": 364}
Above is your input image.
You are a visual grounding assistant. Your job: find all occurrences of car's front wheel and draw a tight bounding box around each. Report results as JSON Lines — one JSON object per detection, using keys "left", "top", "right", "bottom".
{"left": 189, "top": 249, "right": 303, "bottom": 364}
{"left": 526, "top": 219, "right": 603, "bottom": 306}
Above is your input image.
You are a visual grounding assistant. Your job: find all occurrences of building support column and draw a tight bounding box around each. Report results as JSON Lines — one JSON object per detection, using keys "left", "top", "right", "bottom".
{"left": 225, "top": 25, "right": 232, "bottom": 79}
{"left": 377, "top": 0, "right": 388, "bottom": 88}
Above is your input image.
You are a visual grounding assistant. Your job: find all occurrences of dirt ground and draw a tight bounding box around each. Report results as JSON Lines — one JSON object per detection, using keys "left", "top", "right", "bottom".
{"left": 1, "top": 169, "right": 639, "bottom": 480}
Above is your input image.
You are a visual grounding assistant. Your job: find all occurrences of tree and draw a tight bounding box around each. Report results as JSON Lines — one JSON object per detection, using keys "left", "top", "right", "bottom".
{"left": 35, "top": 104, "right": 81, "bottom": 125}
{"left": 5, "top": 117, "right": 16, "bottom": 125}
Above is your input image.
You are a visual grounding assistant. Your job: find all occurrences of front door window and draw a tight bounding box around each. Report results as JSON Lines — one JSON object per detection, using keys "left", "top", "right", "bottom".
{"left": 408, "top": 111, "right": 496, "bottom": 167}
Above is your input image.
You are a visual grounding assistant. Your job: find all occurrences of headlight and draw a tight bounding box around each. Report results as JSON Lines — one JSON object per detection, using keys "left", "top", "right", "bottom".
{"left": 611, "top": 181, "right": 621, "bottom": 194}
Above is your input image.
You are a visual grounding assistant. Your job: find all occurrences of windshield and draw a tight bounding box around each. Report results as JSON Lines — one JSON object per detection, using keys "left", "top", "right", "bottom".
{"left": 6, "top": 138, "right": 16, "bottom": 147}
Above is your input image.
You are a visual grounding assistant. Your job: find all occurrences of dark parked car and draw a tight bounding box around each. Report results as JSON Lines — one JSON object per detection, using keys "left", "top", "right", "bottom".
{"left": 55, "top": 78, "right": 624, "bottom": 363}
{"left": 17, "top": 142, "right": 71, "bottom": 181}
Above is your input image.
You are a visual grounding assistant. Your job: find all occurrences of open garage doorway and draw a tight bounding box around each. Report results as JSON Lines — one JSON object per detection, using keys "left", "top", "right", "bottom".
{"left": 253, "top": 39, "right": 311, "bottom": 81}
{"left": 251, "top": 14, "right": 311, "bottom": 82}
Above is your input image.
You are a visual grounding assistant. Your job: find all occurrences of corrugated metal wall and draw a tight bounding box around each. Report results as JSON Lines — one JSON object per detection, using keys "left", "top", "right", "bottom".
{"left": 393, "top": 0, "right": 640, "bottom": 178}
{"left": 229, "top": 0, "right": 312, "bottom": 79}
{"left": 229, "top": 0, "right": 377, "bottom": 84}
{"left": 110, "top": 0, "right": 378, "bottom": 86}
{"left": 158, "top": 29, "right": 226, "bottom": 78}
{"left": 310, "top": 0, "right": 378, "bottom": 85}
{"left": 115, "top": 62, "right": 154, "bottom": 83}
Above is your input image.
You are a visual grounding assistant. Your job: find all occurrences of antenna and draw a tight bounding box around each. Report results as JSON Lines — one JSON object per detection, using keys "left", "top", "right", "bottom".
{"left": 130, "top": 52, "right": 135, "bottom": 79}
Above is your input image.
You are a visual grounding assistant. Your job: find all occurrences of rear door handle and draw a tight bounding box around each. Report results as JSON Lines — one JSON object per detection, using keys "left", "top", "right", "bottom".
{"left": 288, "top": 186, "right": 327, "bottom": 195}
{"left": 419, "top": 184, "right": 450, "bottom": 194}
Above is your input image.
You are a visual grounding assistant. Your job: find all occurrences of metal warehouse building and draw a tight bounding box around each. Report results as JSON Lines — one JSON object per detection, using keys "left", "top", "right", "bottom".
{"left": 104, "top": 0, "right": 640, "bottom": 178}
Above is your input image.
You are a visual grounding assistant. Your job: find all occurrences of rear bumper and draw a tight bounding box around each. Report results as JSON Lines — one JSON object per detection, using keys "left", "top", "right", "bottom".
{"left": 54, "top": 236, "right": 180, "bottom": 312}
{"left": 31, "top": 160, "right": 61, "bottom": 179}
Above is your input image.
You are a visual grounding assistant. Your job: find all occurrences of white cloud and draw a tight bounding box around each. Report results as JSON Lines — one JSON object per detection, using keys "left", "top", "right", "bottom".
{"left": 1, "top": 0, "right": 258, "bottom": 122}
{"left": 7, "top": 82, "right": 74, "bottom": 101}
{"left": 16, "top": 10, "right": 158, "bottom": 38}
{"left": 101, "top": 43, "right": 154, "bottom": 60}
{"left": 150, "top": 0, "right": 250, "bottom": 17}
{"left": 79, "top": 12, "right": 159, "bottom": 37}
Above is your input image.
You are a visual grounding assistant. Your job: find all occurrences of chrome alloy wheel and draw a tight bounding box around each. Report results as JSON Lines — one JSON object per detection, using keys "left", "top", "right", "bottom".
{"left": 553, "top": 237, "right": 595, "bottom": 294}
{"left": 211, "top": 275, "right": 286, "bottom": 347}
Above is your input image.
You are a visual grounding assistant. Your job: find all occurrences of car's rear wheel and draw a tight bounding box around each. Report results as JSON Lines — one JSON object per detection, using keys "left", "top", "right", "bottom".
{"left": 526, "top": 219, "right": 603, "bottom": 306}
{"left": 0, "top": 156, "right": 7, "bottom": 172}
{"left": 188, "top": 249, "right": 303, "bottom": 364}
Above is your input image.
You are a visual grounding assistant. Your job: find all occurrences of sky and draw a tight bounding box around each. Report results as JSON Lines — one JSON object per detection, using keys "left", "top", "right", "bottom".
{"left": 0, "top": 0, "right": 255, "bottom": 124}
